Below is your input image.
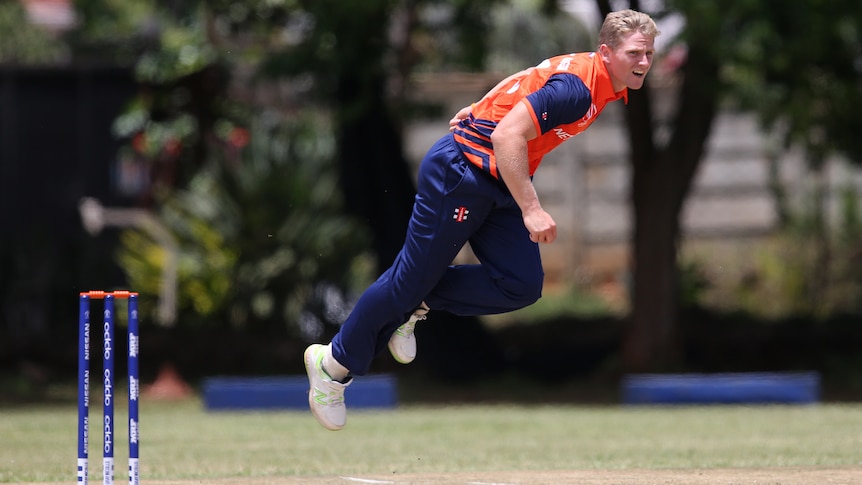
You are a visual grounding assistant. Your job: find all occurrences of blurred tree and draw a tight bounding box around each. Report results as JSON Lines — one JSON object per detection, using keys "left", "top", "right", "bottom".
{"left": 0, "top": 1, "right": 67, "bottom": 64}
{"left": 67, "top": 0, "right": 507, "bottom": 347}
{"left": 68, "top": 0, "right": 862, "bottom": 372}
{"left": 258, "top": 0, "right": 504, "bottom": 270}
{"left": 70, "top": 0, "right": 373, "bottom": 335}
{"left": 594, "top": 0, "right": 721, "bottom": 371}
{"left": 721, "top": 0, "right": 862, "bottom": 316}
{"left": 118, "top": 112, "right": 372, "bottom": 337}
{"left": 72, "top": 0, "right": 504, "bottom": 267}
{"left": 72, "top": 0, "right": 237, "bottom": 200}
{"left": 725, "top": 0, "right": 862, "bottom": 163}
{"left": 596, "top": 0, "right": 862, "bottom": 371}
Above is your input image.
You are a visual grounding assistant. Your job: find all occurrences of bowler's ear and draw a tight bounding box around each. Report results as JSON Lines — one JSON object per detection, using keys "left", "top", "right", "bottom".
{"left": 598, "top": 44, "right": 612, "bottom": 62}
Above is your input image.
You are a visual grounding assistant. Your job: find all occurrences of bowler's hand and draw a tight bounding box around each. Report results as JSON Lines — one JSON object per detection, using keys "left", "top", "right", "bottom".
{"left": 524, "top": 208, "right": 557, "bottom": 244}
{"left": 449, "top": 105, "right": 473, "bottom": 131}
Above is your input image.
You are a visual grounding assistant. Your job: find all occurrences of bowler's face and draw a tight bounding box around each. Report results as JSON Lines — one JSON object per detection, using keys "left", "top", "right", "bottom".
{"left": 602, "top": 32, "right": 656, "bottom": 92}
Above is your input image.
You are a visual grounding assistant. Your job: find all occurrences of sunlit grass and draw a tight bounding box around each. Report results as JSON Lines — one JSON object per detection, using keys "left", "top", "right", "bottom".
{"left": 1, "top": 398, "right": 860, "bottom": 482}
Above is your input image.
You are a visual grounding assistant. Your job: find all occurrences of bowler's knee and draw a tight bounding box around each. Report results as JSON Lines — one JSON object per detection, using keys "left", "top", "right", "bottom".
{"left": 499, "top": 272, "right": 543, "bottom": 310}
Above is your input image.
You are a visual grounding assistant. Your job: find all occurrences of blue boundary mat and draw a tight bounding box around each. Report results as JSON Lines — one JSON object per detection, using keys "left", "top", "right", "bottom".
{"left": 621, "top": 371, "right": 820, "bottom": 405}
{"left": 202, "top": 374, "right": 397, "bottom": 411}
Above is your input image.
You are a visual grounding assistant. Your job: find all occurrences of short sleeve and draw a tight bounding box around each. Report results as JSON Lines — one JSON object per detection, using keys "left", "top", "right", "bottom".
{"left": 524, "top": 73, "right": 592, "bottom": 135}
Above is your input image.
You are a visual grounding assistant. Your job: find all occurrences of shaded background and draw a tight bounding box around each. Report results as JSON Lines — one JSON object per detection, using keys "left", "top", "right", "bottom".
{"left": 2, "top": 0, "right": 862, "bottom": 402}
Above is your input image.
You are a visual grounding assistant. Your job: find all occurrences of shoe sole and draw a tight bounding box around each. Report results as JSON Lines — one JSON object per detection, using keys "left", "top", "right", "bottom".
{"left": 304, "top": 345, "right": 344, "bottom": 431}
{"left": 387, "top": 339, "right": 415, "bottom": 364}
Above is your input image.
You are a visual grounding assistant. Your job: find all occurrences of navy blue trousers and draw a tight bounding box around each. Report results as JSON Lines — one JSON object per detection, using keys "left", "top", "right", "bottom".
{"left": 331, "top": 133, "right": 544, "bottom": 374}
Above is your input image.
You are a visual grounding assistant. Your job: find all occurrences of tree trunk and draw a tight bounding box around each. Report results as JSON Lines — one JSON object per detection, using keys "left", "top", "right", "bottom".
{"left": 626, "top": 148, "right": 684, "bottom": 371}
{"left": 330, "top": 0, "right": 416, "bottom": 271}
{"left": 620, "top": 39, "right": 720, "bottom": 372}
{"left": 337, "top": 109, "right": 416, "bottom": 271}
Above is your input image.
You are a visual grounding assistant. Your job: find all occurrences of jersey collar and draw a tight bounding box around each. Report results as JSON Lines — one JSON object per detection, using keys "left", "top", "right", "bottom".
{"left": 591, "top": 52, "right": 629, "bottom": 105}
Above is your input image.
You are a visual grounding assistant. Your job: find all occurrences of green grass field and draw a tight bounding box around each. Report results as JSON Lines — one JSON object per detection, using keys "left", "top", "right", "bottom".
{"left": 1, "top": 397, "right": 861, "bottom": 483}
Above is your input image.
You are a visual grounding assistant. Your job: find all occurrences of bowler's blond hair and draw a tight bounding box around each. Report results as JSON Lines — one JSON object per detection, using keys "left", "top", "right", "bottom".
{"left": 598, "top": 9, "right": 660, "bottom": 49}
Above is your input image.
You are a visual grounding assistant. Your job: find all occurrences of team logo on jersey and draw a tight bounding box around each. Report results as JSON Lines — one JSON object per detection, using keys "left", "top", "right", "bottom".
{"left": 542, "top": 112, "right": 548, "bottom": 121}
{"left": 553, "top": 127, "right": 575, "bottom": 140}
{"left": 453, "top": 206, "right": 470, "bottom": 222}
{"left": 577, "top": 103, "right": 599, "bottom": 128}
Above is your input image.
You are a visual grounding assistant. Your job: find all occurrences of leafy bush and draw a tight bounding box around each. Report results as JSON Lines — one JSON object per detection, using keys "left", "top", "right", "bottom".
{"left": 118, "top": 110, "right": 373, "bottom": 338}
{"left": 686, "top": 179, "right": 862, "bottom": 319}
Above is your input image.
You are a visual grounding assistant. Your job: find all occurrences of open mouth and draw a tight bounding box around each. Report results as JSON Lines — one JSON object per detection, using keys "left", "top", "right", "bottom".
{"left": 633, "top": 70, "right": 646, "bottom": 77}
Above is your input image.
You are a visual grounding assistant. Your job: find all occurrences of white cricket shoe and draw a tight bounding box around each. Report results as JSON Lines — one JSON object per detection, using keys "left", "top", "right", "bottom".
{"left": 388, "top": 303, "right": 429, "bottom": 364}
{"left": 304, "top": 344, "right": 351, "bottom": 430}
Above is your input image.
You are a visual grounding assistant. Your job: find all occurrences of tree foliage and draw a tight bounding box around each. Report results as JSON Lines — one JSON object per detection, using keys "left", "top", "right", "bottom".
{"left": 118, "top": 112, "right": 373, "bottom": 335}
{"left": 600, "top": 0, "right": 862, "bottom": 370}
{"left": 707, "top": 0, "right": 862, "bottom": 165}
{"left": 0, "top": 1, "right": 67, "bottom": 64}
{"left": 67, "top": 0, "right": 508, "bottom": 333}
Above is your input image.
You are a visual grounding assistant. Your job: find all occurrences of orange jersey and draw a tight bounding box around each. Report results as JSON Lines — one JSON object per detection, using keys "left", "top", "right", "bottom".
{"left": 453, "top": 52, "right": 627, "bottom": 179}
